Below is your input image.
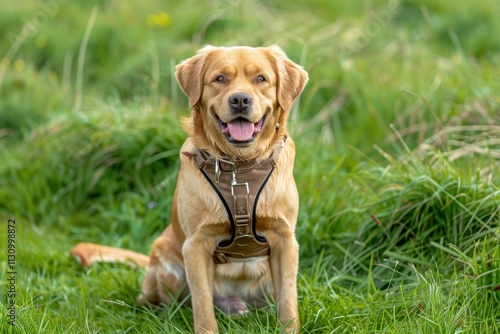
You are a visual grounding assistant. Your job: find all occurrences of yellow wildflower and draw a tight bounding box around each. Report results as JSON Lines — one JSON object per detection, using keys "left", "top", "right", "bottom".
{"left": 146, "top": 12, "right": 171, "bottom": 28}
{"left": 14, "top": 59, "right": 25, "bottom": 72}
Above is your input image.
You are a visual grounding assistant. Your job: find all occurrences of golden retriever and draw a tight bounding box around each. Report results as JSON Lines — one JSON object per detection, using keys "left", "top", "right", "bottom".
{"left": 71, "top": 45, "right": 308, "bottom": 333}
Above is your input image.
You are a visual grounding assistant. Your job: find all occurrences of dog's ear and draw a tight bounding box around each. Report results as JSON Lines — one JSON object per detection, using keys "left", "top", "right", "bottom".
{"left": 267, "top": 45, "right": 309, "bottom": 112}
{"left": 175, "top": 45, "right": 215, "bottom": 108}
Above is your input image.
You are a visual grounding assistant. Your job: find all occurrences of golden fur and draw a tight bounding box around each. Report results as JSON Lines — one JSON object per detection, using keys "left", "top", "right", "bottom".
{"left": 71, "top": 45, "right": 308, "bottom": 334}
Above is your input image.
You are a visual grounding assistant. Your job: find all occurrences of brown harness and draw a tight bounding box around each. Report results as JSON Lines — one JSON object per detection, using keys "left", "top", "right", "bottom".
{"left": 189, "top": 139, "right": 285, "bottom": 264}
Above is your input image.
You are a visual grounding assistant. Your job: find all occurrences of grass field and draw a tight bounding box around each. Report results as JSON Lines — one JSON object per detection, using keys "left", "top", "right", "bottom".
{"left": 1, "top": 0, "right": 499, "bottom": 333}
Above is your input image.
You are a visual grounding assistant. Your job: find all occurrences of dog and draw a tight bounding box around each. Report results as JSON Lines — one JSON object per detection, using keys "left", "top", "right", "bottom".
{"left": 71, "top": 45, "right": 308, "bottom": 333}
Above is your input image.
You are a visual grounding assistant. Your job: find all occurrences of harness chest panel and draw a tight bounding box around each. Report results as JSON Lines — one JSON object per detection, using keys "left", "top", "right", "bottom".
{"left": 191, "top": 142, "right": 283, "bottom": 264}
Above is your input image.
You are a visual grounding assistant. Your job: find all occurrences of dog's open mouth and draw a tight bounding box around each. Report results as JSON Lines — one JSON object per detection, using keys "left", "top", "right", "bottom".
{"left": 217, "top": 115, "right": 266, "bottom": 145}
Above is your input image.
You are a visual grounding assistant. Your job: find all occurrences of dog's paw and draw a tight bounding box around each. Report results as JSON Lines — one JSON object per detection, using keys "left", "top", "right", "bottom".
{"left": 215, "top": 297, "right": 250, "bottom": 317}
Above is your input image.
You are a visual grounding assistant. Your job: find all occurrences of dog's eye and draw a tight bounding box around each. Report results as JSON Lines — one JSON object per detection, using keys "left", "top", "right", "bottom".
{"left": 256, "top": 75, "right": 267, "bottom": 83}
{"left": 214, "top": 75, "right": 225, "bottom": 83}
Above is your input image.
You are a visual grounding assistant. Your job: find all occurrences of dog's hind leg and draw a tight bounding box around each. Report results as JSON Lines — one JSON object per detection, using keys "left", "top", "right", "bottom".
{"left": 138, "top": 226, "right": 189, "bottom": 305}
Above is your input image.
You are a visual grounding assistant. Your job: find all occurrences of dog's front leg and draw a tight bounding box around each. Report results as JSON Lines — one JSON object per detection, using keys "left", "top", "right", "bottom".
{"left": 183, "top": 236, "right": 217, "bottom": 334}
{"left": 268, "top": 226, "right": 300, "bottom": 333}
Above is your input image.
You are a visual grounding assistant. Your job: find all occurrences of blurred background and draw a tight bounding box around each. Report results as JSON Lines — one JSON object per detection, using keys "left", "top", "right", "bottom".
{"left": 0, "top": 0, "right": 499, "bottom": 333}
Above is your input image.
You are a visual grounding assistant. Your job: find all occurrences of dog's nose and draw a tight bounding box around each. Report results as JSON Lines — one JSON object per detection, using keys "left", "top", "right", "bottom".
{"left": 228, "top": 92, "right": 252, "bottom": 112}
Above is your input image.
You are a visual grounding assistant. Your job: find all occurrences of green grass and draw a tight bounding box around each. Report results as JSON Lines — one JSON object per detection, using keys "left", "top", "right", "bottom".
{"left": 1, "top": 0, "right": 499, "bottom": 333}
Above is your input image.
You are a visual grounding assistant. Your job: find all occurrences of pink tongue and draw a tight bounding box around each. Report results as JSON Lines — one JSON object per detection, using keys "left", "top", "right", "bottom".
{"left": 227, "top": 119, "right": 255, "bottom": 141}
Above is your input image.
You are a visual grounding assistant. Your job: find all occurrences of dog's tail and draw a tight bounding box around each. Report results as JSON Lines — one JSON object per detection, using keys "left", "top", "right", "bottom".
{"left": 70, "top": 242, "right": 150, "bottom": 269}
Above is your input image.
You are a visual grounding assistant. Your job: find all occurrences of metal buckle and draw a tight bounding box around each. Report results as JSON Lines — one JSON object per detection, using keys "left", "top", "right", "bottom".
{"left": 231, "top": 181, "right": 249, "bottom": 196}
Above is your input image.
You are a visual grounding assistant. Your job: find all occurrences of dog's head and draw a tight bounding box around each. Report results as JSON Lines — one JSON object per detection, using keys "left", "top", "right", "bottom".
{"left": 176, "top": 45, "right": 308, "bottom": 159}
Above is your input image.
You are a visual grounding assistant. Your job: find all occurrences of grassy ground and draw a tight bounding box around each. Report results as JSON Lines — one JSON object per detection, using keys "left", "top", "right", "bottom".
{"left": 1, "top": 0, "right": 499, "bottom": 333}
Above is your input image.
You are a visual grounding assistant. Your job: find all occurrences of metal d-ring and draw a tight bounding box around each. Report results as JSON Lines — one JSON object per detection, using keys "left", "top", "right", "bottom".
{"left": 214, "top": 158, "right": 249, "bottom": 195}
{"left": 215, "top": 158, "right": 236, "bottom": 184}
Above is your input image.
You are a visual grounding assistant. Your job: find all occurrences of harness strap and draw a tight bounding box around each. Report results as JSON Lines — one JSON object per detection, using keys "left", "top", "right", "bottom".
{"left": 190, "top": 139, "right": 285, "bottom": 264}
